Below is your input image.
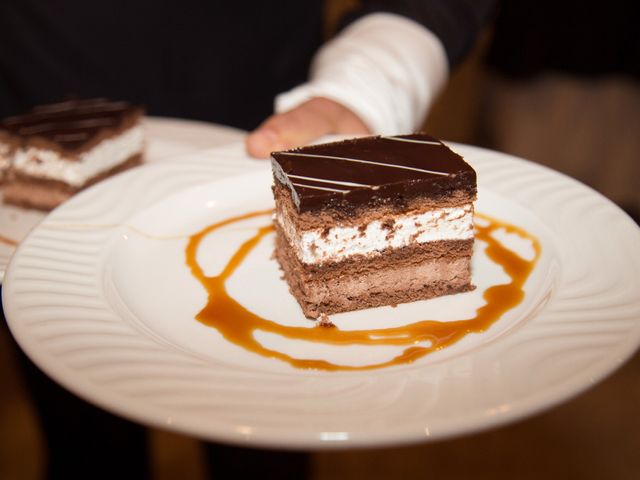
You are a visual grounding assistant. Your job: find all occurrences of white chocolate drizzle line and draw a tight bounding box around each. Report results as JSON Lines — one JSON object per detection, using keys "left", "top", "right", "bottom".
{"left": 287, "top": 174, "right": 374, "bottom": 188}
{"left": 276, "top": 151, "right": 451, "bottom": 176}
{"left": 30, "top": 100, "right": 128, "bottom": 114}
{"left": 291, "top": 182, "right": 349, "bottom": 193}
{"left": 18, "top": 118, "right": 117, "bottom": 136}
{"left": 382, "top": 136, "right": 441, "bottom": 145}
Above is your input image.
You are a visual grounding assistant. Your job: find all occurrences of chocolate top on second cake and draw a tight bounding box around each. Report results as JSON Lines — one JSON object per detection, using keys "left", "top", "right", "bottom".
{"left": 271, "top": 134, "right": 476, "bottom": 213}
{"left": 1, "top": 98, "right": 143, "bottom": 154}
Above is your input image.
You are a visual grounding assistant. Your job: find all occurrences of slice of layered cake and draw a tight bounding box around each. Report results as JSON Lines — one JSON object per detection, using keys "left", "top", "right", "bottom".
{"left": 1, "top": 98, "right": 144, "bottom": 210}
{"left": 271, "top": 134, "right": 477, "bottom": 319}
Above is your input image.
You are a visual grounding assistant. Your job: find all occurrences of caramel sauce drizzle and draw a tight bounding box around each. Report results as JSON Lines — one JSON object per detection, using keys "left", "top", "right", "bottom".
{"left": 186, "top": 210, "right": 540, "bottom": 371}
{"left": 0, "top": 235, "right": 18, "bottom": 247}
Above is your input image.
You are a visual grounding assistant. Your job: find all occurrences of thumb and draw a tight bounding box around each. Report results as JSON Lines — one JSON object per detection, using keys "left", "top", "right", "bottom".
{"left": 245, "top": 97, "right": 369, "bottom": 158}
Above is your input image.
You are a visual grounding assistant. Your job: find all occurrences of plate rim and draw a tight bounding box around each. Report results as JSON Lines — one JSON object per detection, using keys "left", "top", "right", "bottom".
{"left": 3, "top": 142, "right": 640, "bottom": 449}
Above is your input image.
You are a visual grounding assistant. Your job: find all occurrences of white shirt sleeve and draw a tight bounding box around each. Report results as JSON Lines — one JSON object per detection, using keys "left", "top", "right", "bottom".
{"left": 274, "top": 12, "right": 449, "bottom": 134}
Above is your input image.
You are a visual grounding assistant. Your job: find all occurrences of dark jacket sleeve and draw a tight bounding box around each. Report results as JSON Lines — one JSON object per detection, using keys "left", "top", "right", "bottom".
{"left": 341, "top": 0, "right": 498, "bottom": 67}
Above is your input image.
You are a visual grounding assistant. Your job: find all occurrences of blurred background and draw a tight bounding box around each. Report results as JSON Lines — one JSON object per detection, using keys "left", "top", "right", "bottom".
{"left": 1, "top": 0, "right": 639, "bottom": 478}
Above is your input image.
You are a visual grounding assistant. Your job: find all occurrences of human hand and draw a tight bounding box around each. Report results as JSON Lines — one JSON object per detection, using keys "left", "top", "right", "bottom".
{"left": 245, "top": 97, "right": 370, "bottom": 158}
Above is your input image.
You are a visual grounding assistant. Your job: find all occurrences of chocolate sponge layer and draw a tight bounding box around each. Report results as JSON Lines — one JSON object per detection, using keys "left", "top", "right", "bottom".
{"left": 274, "top": 223, "right": 474, "bottom": 319}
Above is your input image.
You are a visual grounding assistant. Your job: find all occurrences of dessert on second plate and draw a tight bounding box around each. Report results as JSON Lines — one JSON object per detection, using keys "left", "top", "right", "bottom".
{"left": 271, "top": 134, "right": 477, "bottom": 319}
{"left": 1, "top": 98, "right": 145, "bottom": 210}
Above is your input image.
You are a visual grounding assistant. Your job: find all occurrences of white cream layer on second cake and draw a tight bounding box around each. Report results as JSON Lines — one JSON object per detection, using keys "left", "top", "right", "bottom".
{"left": 276, "top": 204, "right": 474, "bottom": 265}
{"left": 12, "top": 125, "right": 144, "bottom": 187}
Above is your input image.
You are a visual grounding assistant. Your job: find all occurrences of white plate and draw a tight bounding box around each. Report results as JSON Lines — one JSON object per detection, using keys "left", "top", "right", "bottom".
{"left": 3, "top": 144, "right": 640, "bottom": 449}
{"left": 0, "top": 117, "right": 244, "bottom": 282}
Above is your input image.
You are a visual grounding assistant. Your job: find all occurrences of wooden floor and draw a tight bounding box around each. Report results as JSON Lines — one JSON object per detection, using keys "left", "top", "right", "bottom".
{"left": 2, "top": 30, "right": 640, "bottom": 480}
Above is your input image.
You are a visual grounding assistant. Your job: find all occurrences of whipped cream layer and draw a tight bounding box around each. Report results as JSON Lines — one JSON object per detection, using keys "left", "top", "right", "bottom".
{"left": 12, "top": 125, "right": 144, "bottom": 187}
{"left": 277, "top": 204, "right": 474, "bottom": 265}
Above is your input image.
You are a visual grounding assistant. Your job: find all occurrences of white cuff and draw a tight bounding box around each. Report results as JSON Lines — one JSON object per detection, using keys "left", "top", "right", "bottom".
{"left": 275, "top": 12, "right": 449, "bottom": 134}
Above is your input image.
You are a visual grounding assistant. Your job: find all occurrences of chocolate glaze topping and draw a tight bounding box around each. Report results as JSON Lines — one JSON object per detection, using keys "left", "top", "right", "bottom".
{"left": 271, "top": 134, "right": 476, "bottom": 213}
{"left": 1, "top": 98, "right": 143, "bottom": 152}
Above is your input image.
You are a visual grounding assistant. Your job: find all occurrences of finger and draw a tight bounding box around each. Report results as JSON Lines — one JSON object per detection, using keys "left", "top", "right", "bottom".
{"left": 246, "top": 98, "right": 369, "bottom": 158}
{"left": 246, "top": 101, "right": 333, "bottom": 158}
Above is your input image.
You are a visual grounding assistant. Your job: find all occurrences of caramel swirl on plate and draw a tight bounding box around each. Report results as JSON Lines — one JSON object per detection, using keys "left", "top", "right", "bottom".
{"left": 186, "top": 210, "right": 540, "bottom": 371}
